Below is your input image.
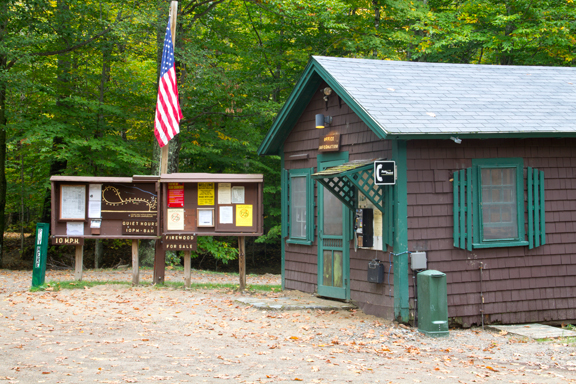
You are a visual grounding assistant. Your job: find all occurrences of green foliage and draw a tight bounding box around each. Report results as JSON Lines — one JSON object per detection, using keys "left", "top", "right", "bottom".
{"left": 3, "top": 0, "right": 576, "bottom": 268}
{"left": 191, "top": 237, "right": 239, "bottom": 265}
{"left": 165, "top": 251, "right": 181, "bottom": 267}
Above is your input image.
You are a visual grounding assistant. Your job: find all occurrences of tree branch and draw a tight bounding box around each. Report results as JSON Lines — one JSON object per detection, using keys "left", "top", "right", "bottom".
{"left": 32, "top": 10, "right": 123, "bottom": 57}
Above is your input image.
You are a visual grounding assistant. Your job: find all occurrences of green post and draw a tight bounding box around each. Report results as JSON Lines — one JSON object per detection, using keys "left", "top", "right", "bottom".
{"left": 392, "top": 140, "right": 409, "bottom": 323}
{"left": 32, "top": 223, "right": 50, "bottom": 288}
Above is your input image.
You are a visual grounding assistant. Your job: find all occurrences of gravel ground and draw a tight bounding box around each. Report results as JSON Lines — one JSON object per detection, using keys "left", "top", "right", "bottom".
{"left": 1, "top": 269, "right": 576, "bottom": 384}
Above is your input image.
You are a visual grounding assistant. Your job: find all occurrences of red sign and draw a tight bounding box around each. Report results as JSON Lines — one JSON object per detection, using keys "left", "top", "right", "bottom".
{"left": 167, "top": 183, "right": 184, "bottom": 207}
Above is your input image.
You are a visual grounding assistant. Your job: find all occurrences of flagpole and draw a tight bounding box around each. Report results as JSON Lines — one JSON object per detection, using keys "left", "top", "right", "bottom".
{"left": 155, "top": 1, "right": 179, "bottom": 286}
{"left": 160, "top": 1, "right": 178, "bottom": 175}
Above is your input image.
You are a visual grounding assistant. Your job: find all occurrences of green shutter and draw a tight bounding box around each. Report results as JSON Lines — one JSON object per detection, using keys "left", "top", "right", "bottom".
{"left": 281, "top": 168, "right": 289, "bottom": 239}
{"left": 527, "top": 167, "right": 545, "bottom": 249}
{"left": 453, "top": 167, "right": 473, "bottom": 250}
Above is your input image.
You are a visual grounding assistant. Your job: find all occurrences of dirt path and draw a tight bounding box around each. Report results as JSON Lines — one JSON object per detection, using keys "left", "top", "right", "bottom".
{"left": 1, "top": 269, "right": 576, "bottom": 383}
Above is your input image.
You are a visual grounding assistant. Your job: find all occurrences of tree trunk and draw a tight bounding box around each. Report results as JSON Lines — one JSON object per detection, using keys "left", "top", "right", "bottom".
{"left": 0, "top": 1, "right": 8, "bottom": 267}
{"left": 0, "top": 68, "right": 6, "bottom": 268}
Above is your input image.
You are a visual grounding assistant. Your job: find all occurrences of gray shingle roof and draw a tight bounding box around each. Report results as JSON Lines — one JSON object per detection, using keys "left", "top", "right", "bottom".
{"left": 313, "top": 56, "right": 576, "bottom": 136}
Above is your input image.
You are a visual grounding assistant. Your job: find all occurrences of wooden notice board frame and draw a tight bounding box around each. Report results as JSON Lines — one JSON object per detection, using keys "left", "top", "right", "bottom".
{"left": 50, "top": 176, "right": 161, "bottom": 242}
{"left": 159, "top": 173, "right": 264, "bottom": 237}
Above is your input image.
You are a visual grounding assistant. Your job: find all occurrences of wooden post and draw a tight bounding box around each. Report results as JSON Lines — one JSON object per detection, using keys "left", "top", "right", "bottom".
{"left": 153, "top": 239, "right": 165, "bottom": 284}
{"left": 74, "top": 245, "right": 83, "bottom": 281}
{"left": 183, "top": 250, "right": 191, "bottom": 288}
{"left": 132, "top": 239, "right": 139, "bottom": 286}
{"left": 238, "top": 236, "right": 246, "bottom": 291}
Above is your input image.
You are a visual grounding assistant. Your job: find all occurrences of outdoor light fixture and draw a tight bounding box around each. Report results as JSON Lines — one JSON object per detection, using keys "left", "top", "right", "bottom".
{"left": 322, "top": 87, "right": 332, "bottom": 110}
{"left": 315, "top": 114, "right": 332, "bottom": 129}
{"left": 450, "top": 136, "right": 462, "bottom": 144}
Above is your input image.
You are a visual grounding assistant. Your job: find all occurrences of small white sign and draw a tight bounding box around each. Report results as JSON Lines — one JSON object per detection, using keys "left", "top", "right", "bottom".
{"left": 167, "top": 208, "right": 185, "bottom": 230}
{"left": 219, "top": 206, "right": 233, "bottom": 224}
{"left": 218, "top": 183, "right": 232, "bottom": 204}
{"left": 66, "top": 222, "right": 84, "bottom": 236}
{"left": 231, "top": 186, "right": 245, "bottom": 204}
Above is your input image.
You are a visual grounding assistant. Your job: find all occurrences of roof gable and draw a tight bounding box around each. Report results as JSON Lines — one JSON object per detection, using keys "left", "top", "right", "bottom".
{"left": 259, "top": 56, "right": 576, "bottom": 156}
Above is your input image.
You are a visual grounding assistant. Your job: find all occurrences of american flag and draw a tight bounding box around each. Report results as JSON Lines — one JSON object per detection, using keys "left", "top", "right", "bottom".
{"left": 154, "top": 16, "right": 183, "bottom": 148}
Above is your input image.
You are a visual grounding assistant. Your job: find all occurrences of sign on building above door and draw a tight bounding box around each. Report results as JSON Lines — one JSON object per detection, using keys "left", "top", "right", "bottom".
{"left": 319, "top": 132, "right": 341, "bottom": 152}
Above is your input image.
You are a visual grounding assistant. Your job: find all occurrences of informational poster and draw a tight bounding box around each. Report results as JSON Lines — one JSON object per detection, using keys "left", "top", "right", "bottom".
{"left": 198, "top": 208, "right": 214, "bottom": 227}
{"left": 236, "top": 204, "right": 253, "bottom": 227}
{"left": 198, "top": 183, "right": 215, "bottom": 205}
{"left": 218, "top": 183, "right": 231, "bottom": 204}
{"left": 88, "top": 184, "right": 102, "bottom": 218}
{"left": 167, "top": 208, "right": 185, "bottom": 230}
{"left": 90, "top": 219, "right": 102, "bottom": 229}
{"left": 66, "top": 222, "right": 84, "bottom": 236}
{"left": 231, "top": 186, "right": 245, "bottom": 204}
{"left": 167, "top": 183, "right": 184, "bottom": 207}
{"left": 61, "top": 185, "right": 86, "bottom": 220}
{"left": 219, "top": 206, "right": 233, "bottom": 224}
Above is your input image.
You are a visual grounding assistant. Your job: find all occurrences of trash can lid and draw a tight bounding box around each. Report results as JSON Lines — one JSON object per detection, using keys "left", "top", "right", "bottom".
{"left": 418, "top": 269, "right": 446, "bottom": 277}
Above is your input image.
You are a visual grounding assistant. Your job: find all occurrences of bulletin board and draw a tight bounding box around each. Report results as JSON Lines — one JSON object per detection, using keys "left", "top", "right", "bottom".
{"left": 159, "top": 173, "right": 264, "bottom": 237}
{"left": 50, "top": 175, "right": 160, "bottom": 244}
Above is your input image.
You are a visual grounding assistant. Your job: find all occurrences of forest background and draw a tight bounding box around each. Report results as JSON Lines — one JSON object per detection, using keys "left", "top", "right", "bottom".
{"left": 0, "top": 0, "right": 575, "bottom": 270}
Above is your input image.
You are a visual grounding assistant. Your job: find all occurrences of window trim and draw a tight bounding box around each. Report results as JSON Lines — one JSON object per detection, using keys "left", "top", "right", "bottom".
{"left": 472, "top": 158, "right": 529, "bottom": 248}
{"left": 286, "top": 168, "right": 315, "bottom": 245}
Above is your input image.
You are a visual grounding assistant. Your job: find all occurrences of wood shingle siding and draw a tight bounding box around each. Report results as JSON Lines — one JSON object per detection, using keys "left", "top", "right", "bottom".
{"left": 407, "top": 138, "right": 576, "bottom": 326}
{"left": 282, "top": 85, "right": 394, "bottom": 317}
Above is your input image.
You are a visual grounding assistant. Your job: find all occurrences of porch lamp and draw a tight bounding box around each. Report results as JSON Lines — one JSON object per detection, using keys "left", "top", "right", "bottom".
{"left": 315, "top": 114, "right": 332, "bottom": 129}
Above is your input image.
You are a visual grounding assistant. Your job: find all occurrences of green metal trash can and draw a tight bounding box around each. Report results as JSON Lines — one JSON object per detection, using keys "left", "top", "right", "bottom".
{"left": 417, "top": 270, "right": 449, "bottom": 337}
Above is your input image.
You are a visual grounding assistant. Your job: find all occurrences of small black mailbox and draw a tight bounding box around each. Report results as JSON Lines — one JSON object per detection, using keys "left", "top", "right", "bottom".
{"left": 367, "top": 259, "right": 384, "bottom": 283}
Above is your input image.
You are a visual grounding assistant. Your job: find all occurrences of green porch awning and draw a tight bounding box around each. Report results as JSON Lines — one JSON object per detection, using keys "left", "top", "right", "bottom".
{"left": 312, "top": 158, "right": 386, "bottom": 212}
{"left": 312, "top": 158, "right": 395, "bottom": 249}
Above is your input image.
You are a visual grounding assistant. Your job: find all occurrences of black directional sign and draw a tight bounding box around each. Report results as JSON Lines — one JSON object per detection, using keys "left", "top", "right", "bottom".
{"left": 374, "top": 161, "right": 396, "bottom": 185}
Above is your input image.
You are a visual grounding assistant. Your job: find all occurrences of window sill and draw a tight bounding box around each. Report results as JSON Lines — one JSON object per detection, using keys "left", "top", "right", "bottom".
{"left": 472, "top": 241, "right": 529, "bottom": 249}
{"left": 286, "top": 239, "right": 313, "bottom": 246}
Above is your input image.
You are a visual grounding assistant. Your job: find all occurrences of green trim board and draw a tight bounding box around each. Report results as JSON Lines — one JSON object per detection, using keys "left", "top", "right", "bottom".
{"left": 392, "top": 140, "right": 409, "bottom": 323}
{"left": 280, "top": 151, "right": 286, "bottom": 290}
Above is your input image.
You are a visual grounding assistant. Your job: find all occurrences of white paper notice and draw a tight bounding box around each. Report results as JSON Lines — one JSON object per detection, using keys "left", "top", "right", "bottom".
{"left": 231, "top": 186, "right": 245, "bottom": 204}
{"left": 88, "top": 184, "right": 102, "bottom": 218}
{"left": 219, "top": 206, "right": 233, "bottom": 224}
{"left": 61, "top": 185, "right": 86, "bottom": 219}
{"left": 198, "top": 209, "right": 214, "bottom": 226}
{"left": 66, "top": 222, "right": 84, "bottom": 236}
{"left": 167, "top": 208, "right": 185, "bottom": 230}
{"left": 90, "top": 219, "right": 102, "bottom": 229}
{"left": 218, "top": 183, "right": 232, "bottom": 204}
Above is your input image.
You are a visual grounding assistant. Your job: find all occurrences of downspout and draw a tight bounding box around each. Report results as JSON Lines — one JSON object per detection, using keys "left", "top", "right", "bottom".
{"left": 392, "top": 139, "right": 409, "bottom": 323}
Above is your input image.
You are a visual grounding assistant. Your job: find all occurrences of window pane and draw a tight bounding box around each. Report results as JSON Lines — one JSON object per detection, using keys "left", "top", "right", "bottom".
{"left": 290, "top": 176, "right": 306, "bottom": 238}
{"left": 323, "top": 251, "right": 333, "bottom": 286}
{"left": 481, "top": 168, "right": 517, "bottom": 240}
{"left": 323, "top": 187, "right": 343, "bottom": 236}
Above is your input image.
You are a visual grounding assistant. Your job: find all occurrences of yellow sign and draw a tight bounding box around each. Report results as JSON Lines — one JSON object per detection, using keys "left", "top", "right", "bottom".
{"left": 236, "top": 204, "right": 253, "bottom": 227}
{"left": 198, "top": 183, "right": 214, "bottom": 205}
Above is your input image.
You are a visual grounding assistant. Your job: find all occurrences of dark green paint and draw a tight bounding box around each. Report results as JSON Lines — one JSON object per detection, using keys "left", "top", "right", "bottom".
{"left": 31, "top": 223, "right": 50, "bottom": 288}
{"left": 392, "top": 140, "right": 409, "bottom": 323}
{"left": 287, "top": 167, "right": 315, "bottom": 245}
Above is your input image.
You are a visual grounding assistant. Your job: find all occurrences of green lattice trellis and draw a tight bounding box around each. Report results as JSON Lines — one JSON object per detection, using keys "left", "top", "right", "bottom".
{"left": 312, "top": 159, "right": 385, "bottom": 212}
